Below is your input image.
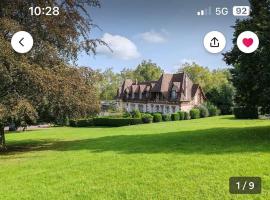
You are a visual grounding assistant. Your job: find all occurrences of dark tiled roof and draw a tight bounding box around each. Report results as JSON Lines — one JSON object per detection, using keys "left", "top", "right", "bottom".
{"left": 117, "top": 72, "right": 206, "bottom": 102}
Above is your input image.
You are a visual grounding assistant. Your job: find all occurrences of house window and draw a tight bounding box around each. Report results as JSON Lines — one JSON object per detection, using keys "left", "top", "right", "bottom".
{"left": 155, "top": 105, "right": 159, "bottom": 112}
{"left": 138, "top": 104, "right": 144, "bottom": 112}
{"left": 172, "top": 106, "right": 176, "bottom": 113}
{"left": 161, "top": 105, "right": 164, "bottom": 113}
{"left": 171, "top": 89, "right": 177, "bottom": 100}
{"left": 166, "top": 106, "right": 169, "bottom": 113}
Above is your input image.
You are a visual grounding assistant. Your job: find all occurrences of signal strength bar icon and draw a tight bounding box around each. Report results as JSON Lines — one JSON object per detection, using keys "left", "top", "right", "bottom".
{"left": 196, "top": 7, "right": 212, "bottom": 16}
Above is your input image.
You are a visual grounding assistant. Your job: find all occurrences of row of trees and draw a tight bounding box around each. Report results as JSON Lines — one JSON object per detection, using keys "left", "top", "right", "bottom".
{"left": 0, "top": 0, "right": 103, "bottom": 149}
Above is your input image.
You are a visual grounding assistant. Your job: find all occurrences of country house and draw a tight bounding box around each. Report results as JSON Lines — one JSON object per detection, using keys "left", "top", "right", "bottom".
{"left": 116, "top": 72, "right": 206, "bottom": 114}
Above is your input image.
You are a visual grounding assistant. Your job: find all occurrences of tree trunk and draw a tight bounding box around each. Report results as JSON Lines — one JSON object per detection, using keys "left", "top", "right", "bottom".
{"left": 0, "top": 125, "right": 6, "bottom": 150}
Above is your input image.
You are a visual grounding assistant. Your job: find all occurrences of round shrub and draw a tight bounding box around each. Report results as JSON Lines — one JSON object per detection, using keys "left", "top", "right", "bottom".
{"left": 123, "top": 111, "right": 132, "bottom": 118}
{"left": 184, "top": 112, "right": 190, "bottom": 120}
{"left": 171, "top": 113, "right": 180, "bottom": 121}
{"left": 178, "top": 111, "right": 185, "bottom": 120}
{"left": 190, "top": 109, "right": 200, "bottom": 119}
{"left": 132, "top": 109, "right": 141, "bottom": 118}
{"left": 142, "top": 113, "right": 153, "bottom": 123}
{"left": 198, "top": 106, "right": 209, "bottom": 118}
{"left": 162, "top": 114, "right": 171, "bottom": 121}
{"left": 207, "top": 104, "right": 220, "bottom": 116}
{"left": 153, "top": 113, "right": 162, "bottom": 122}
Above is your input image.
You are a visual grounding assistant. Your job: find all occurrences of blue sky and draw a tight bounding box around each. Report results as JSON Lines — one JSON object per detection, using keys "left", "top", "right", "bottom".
{"left": 77, "top": 0, "right": 249, "bottom": 72}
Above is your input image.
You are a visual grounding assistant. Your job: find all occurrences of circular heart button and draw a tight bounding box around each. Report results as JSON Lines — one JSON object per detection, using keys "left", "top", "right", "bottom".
{"left": 237, "top": 31, "right": 259, "bottom": 53}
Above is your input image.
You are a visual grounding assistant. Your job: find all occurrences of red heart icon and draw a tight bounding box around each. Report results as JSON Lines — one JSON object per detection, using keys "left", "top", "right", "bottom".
{"left": 243, "top": 38, "right": 253, "bottom": 47}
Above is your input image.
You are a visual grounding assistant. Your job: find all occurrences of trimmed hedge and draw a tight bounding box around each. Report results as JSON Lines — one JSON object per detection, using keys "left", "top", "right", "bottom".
{"left": 179, "top": 111, "right": 185, "bottom": 120}
{"left": 153, "top": 113, "right": 162, "bottom": 122}
{"left": 142, "top": 114, "right": 153, "bottom": 123}
{"left": 198, "top": 106, "right": 209, "bottom": 118}
{"left": 69, "top": 119, "right": 77, "bottom": 127}
{"left": 71, "top": 119, "right": 93, "bottom": 127}
{"left": 162, "top": 114, "right": 171, "bottom": 121}
{"left": 190, "top": 109, "right": 200, "bottom": 119}
{"left": 234, "top": 107, "right": 259, "bottom": 119}
{"left": 171, "top": 113, "right": 180, "bottom": 121}
{"left": 93, "top": 117, "right": 142, "bottom": 127}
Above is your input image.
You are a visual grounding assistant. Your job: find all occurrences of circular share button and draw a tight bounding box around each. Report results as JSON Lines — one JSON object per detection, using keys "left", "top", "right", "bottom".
{"left": 204, "top": 31, "right": 226, "bottom": 54}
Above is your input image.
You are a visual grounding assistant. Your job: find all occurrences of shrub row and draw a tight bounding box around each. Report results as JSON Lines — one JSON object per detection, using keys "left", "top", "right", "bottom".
{"left": 70, "top": 103, "right": 221, "bottom": 127}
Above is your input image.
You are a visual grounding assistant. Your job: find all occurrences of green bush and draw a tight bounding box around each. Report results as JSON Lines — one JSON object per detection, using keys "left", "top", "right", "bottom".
{"left": 207, "top": 104, "right": 220, "bottom": 116}
{"left": 132, "top": 109, "right": 141, "bottom": 118}
{"left": 190, "top": 109, "right": 200, "bottom": 119}
{"left": 178, "top": 111, "right": 185, "bottom": 120}
{"left": 171, "top": 113, "right": 180, "bottom": 121}
{"left": 234, "top": 107, "right": 259, "bottom": 119}
{"left": 184, "top": 112, "right": 190, "bottom": 120}
{"left": 142, "top": 114, "right": 153, "bottom": 123}
{"left": 153, "top": 113, "right": 162, "bottom": 122}
{"left": 76, "top": 119, "right": 94, "bottom": 127}
{"left": 123, "top": 111, "right": 132, "bottom": 118}
{"left": 93, "top": 117, "right": 142, "bottom": 127}
{"left": 198, "top": 105, "right": 209, "bottom": 118}
{"left": 69, "top": 119, "right": 77, "bottom": 127}
{"left": 162, "top": 114, "right": 171, "bottom": 121}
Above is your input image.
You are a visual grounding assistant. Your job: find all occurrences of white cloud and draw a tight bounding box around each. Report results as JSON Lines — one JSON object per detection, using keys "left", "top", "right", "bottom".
{"left": 139, "top": 30, "right": 168, "bottom": 43}
{"left": 97, "top": 33, "right": 140, "bottom": 60}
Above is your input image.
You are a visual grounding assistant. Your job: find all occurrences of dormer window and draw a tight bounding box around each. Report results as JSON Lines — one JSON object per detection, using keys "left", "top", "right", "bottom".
{"left": 171, "top": 89, "right": 177, "bottom": 100}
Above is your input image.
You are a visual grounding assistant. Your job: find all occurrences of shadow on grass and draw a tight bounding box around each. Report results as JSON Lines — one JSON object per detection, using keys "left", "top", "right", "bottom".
{"left": 2, "top": 126, "right": 270, "bottom": 155}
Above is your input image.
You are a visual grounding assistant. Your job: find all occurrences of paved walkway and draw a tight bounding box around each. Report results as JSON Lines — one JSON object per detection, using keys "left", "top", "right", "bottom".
{"left": 4, "top": 124, "right": 51, "bottom": 131}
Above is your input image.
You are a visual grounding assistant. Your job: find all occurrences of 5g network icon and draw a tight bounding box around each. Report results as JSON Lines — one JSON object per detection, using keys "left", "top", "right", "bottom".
{"left": 196, "top": 6, "right": 250, "bottom": 16}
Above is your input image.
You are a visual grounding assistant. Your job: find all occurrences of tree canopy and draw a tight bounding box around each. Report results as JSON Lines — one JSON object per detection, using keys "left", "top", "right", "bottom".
{"left": 178, "top": 62, "right": 235, "bottom": 114}
{"left": 0, "top": 0, "right": 103, "bottom": 149}
{"left": 224, "top": 0, "right": 270, "bottom": 113}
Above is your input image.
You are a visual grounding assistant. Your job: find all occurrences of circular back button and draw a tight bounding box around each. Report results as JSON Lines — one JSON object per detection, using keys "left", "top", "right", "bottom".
{"left": 11, "top": 31, "right": 33, "bottom": 54}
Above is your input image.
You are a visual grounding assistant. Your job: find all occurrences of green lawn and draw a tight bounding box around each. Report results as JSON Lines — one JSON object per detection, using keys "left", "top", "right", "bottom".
{"left": 1, "top": 116, "right": 270, "bottom": 200}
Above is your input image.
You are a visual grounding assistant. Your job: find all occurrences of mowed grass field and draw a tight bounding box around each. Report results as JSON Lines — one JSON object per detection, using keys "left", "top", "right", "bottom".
{"left": 1, "top": 116, "right": 270, "bottom": 200}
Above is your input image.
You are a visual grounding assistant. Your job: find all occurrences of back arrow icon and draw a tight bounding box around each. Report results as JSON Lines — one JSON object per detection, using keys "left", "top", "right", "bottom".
{"left": 19, "top": 38, "right": 24, "bottom": 47}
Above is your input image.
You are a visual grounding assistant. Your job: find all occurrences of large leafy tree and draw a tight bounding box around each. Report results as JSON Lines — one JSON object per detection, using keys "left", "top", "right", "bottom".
{"left": 133, "top": 60, "right": 163, "bottom": 82}
{"left": 178, "top": 62, "right": 235, "bottom": 113}
{"left": 224, "top": 0, "right": 270, "bottom": 113}
{"left": 0, "top": 0, "right": 103, "bottom": 149}
{"left": 100, "top": 68, "right": 122, "bottom": 100}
